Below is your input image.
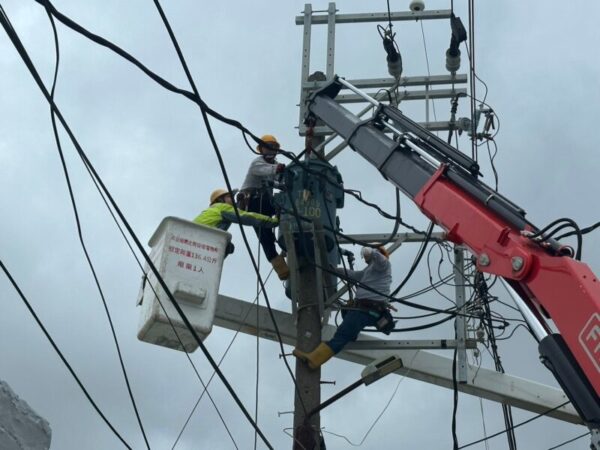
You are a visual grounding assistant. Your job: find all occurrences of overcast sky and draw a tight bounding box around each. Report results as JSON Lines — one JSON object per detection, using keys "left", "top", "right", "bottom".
{"left": 1, "top": 1, "right": 599, "bottom": 449}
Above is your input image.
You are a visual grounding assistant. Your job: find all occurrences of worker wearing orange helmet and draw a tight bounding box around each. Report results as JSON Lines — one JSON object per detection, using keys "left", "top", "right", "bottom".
{"left": 239, "top": 134, "right": 289, "bottom": 279}
{"left": 194, "top": 188, "right": 278, "bottom": 255}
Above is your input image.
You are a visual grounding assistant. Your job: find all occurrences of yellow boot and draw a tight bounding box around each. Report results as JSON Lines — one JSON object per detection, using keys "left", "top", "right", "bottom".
{"left": 270, "top": 254, "right": 290, "bottom": 280}
{"left": 293, "top": 342, "right": 335, "bottom": 369}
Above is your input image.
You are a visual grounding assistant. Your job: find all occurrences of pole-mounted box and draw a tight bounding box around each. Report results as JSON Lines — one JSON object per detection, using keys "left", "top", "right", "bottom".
{"left": 273, "top": 159, "right": 344, "bottom": 266}
{"left": 136, "top": 217, "right": 231, "bottom": 352}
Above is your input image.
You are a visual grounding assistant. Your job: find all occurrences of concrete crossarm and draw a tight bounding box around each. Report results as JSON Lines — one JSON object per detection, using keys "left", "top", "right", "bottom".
{"left": 214, "top": 294, "right": 581, "bottom": 424}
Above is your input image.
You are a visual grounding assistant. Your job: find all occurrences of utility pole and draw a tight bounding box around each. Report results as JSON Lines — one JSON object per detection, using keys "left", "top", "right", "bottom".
{"left": 291, "top": 130, "right": 325, "bottom": 450}
{"left": 288, "top": 4, "right": 471, "bottom": 448}
{"left": 277, "top": 125, "right": 344, "bottom": 449}
{"left": 293, "top": 232, "right": 323, "bottom": 449}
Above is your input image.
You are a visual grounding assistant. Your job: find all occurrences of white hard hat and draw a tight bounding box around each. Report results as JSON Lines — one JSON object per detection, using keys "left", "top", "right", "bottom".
{"left": 361, "top": 247, "right": 373, "bottom": 260}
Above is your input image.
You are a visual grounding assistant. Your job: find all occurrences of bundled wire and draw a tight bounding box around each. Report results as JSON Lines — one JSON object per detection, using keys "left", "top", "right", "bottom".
{"left": 43, "top": 8, "right": 151, "bottom": 448}
{"left": 0, "top": 258, "right": 132, "bottom": 449}
{"left": 0, "top": 7, "right": 273, "bottom": 447}
{"left": 476, "top": 272, "right": 518, "bottom": 450}
{"left": 390, "top": 222, "right": 435, "bottom": 297}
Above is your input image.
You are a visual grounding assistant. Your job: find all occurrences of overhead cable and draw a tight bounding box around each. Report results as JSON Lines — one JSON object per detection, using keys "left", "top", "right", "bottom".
{"left": 0, "top": 258, "right": 132, "bottom": 449}
{"left": 171, "top": 271, "right": 274, "bottom": 449}
{"left": 43, "top": 5, "right": 237, "bottom": 447}
{"left": 457, "top": 401, "right": 570, "bottom": 449}
{"left": 0, "top": 9, "right": 273, "bottom": 447}
{"left": 547, "top": 431, "right": 591, "bottom": 450}
{"left": 43, "top": 8, "right": 151, "bottom": 448}
{"left": 35, "top": 0, "right": 424, "bottom": 243}
{"left": 320, "top": 351, "right": 418, "bottom": 447}
{"left": 150, "top": 0, "right": 306, "bottom": 419}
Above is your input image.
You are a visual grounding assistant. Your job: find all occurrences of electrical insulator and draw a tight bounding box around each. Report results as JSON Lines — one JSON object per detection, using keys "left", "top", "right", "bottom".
{"left": 410, "top": 0, "right": 425, "bottom": 12}
{"left": 383, "top": 36, "right": 403, "bottom": 79}
{"left": 476, "top": 327, "right": 485, "bottom": 341}
{"left": 446, "top": 14, "right": 467, "bottom": 73}
{"left": 388, "top": 55, "right": 403, "bottom": 79}
{"left": 457, "top": 117, "right": 471, "bottom": 134}
{"left": 446, "top": 48, "right": 461, "bottom": 73}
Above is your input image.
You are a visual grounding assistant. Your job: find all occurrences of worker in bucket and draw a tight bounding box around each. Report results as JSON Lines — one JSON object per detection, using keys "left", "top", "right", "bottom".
{"left": 194, "top": 188, "right": 278, "bottom": 255}
{"left": 293, "top": 246, "right": 394, "bottom": 369}
{"left": 239, "top": 134, "right": 289, "bottom": 280}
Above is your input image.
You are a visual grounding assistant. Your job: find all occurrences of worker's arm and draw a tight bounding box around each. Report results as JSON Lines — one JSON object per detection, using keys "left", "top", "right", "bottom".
{"left": 221, "top": 204, "right": 278, "bottom": 228}
{"left": 331, "top": 265, "right": 364, "bottom": 282}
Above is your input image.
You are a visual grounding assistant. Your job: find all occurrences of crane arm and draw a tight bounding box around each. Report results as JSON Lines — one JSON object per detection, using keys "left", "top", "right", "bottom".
{"left": 306, "top": 77, "right": 600, "bottom": 428}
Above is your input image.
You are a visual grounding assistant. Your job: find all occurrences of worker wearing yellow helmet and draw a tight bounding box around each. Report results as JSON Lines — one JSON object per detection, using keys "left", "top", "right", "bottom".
{"left": 194, "top": 188, "right": 278, "bottom": 255}
{"left": 239, "top": 134, "right": 289, "bottom": 279}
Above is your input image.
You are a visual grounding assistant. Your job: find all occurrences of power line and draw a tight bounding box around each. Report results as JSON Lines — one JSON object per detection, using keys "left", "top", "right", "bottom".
{"left": 0, "top": 258, "right": 132, "bottom": 449}
{"left": 35, "top": 0, "right": 426, "bottom": 247}
{"left": 43, "top": 8, "right": 151, "bottom": 448}
{"left": 467, "top": 0, "right": 477, "bottom": 162}
{"left": 254, "top": 236, "right": 262, "bottom": 450}
{"left": 476, "top": 273, "right": 518, "bottom": 450}
{"left": 320, "top": 351, "right": 419, "bottom": 447}
{"left": 40, "top": 7, "right": 238, "bottom": 447}
{"left": 547, "top": 431, "right": 591, "bottom": 450}
{"left": 0, "top": 10, "right": 273, "bottom": 448}
{"left": 34, "top": 0, "right": 427, "bottom": 428}
{"left": 390, "top": 221, "right": 435, "bottom": 296}
{"left": 149, "top": 0, "right": 307, "bottom": 419}
{"left": 452, "top": 346, "right": 459, "bottom": 449}
{"left": 170, "top": 271, "right": 275, "bottom": 449}
{"left": 419, "top": 21, "right": 438, "bottom": 123}
{"left": 457, "top": 401, "right": 570, "bottom": 449}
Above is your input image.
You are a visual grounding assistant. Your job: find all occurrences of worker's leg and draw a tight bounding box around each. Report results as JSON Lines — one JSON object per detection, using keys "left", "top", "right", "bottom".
{"left": 247, "top": 193, "right": 289, "bottom": 279}
{"left": 247, "top": 194, "right": 278, "bottom": 260}
{"left": 327, "top": 310, "right": 378, "bottom": 354}
{"left": 293, "top": 310, "right": 377, "bottom": 369}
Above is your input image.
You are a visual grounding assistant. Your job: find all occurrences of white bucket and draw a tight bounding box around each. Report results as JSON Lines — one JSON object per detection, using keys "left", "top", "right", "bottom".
{"left": 136, "top": 217, "right": 231, "bottom": 352}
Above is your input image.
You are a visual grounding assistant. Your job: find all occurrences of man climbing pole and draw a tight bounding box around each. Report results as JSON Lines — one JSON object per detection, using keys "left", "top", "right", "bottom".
{"left": 239, "top": 134, "right": 289, "bottom": 280}
{"left": 293, "top": 246, "right": 394, "bottom": 369}
{"left": 193, "top": 188, "right": 278, "bottom": 255}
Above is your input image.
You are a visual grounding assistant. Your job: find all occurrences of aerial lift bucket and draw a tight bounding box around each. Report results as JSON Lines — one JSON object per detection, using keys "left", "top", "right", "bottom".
{"left": 136, "top": 217, "right": 231, "bottom": 352}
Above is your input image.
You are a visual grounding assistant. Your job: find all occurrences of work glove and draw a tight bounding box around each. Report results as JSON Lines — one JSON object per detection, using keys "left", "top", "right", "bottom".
{"left": 276, "top": 163, "right": 286, "bottom": 174}
{"left": 235, "top": 191, "right": 248, "bottom": 211}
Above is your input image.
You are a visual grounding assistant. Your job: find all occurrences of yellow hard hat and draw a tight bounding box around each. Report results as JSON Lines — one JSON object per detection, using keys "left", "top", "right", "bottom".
{"left": 257, "top": 134, "right": 280, "bottom": 152}
{"left": 209, "top": 188, "right": 237, "bottom": 205}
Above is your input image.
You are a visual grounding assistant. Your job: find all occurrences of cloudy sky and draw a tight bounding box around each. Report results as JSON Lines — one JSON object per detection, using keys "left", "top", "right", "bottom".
{"left": 1, "top": 1, "right": 599, "bottom": 449}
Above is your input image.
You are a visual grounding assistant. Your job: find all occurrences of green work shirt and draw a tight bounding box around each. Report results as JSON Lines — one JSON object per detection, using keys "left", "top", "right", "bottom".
{"left": 193, "top": 203, "right": 278, "bottom": 231}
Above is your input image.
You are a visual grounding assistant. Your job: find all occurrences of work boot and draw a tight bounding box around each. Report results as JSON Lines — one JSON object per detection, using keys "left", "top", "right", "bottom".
{"left": 293, "top": 342, "right": 335, "bottom": 369}
{"left": 270, "top": 254, "right": 289, "bottom": 280}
